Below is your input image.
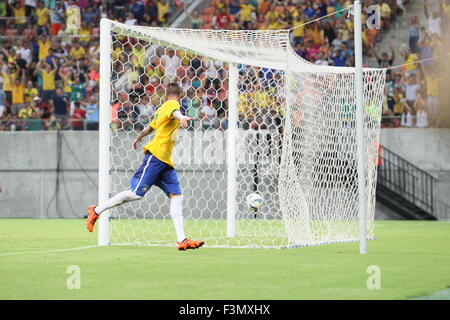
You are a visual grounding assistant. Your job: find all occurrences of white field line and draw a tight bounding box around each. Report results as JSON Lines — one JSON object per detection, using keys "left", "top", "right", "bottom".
{"left": 0, "top": 245, "right": 98, "bottom": 257}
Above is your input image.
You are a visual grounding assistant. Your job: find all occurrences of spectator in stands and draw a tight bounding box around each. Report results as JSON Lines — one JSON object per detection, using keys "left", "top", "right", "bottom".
{"left": 17, "top": 41, "right": 33, "bottom": 67}
{"left": 83, "top": 95, "right": 99, "bottom": 130}
{"left": 401, "top": 104, "right": 413, "bottom": 127}
{"left": 424, "top": 0, "right": 443, "bottom": 37}
{"left": 156, "top": 0, "right": 171, "bottom": 25}
{"left": 417, "top": 27, "right": 433, "bottom": 69}
{"left": 11, "top": 2, "right": 27, "bottom": 31}
{"left": 51, "top": 88, "right": 69, "bottom": 128}
{"left": 50, "top": 1, "right": 64, "bottom": 36}
{"left": 1, "top": 65, "right": 12, "bottom": 101}
{"left": 24, "top": 80, "right": 38, "bottom": 103}
{"left": 18, "top": 102, "right": 34, "bottom": 119}
{"left": 402, "top": 72, "right": 420, "bottom": 118}
{"left": 399, "top": 44, "right": 419, "bottom": 75}
{"left": 37, "top": 58, "right": 57, "bottom": 102}
{"left": 14, "top": 52, "right": 28, "bottom": 72}
{"left": 83, "top": 6, "right": 98, "bottom": 25}
{"left": 0, "top": 0, "right": 446, "bottom": 132}
{"left": 292, "top": 14, "right": 306, "bottom": 46}
{"left": 11, "top": 70, "right": 26, "bottom": 115}
{"left": 213, "top": 7, "right": 232, "bottom": 29}
{"left": 69, "top": 75, "right": 86, "bottom": 113}
{"left": 381, "top": 87, "right": 395, "bottom": 128}
{"left": 125, "top": 12, "right": 138, "bottom": 26}
{"left": 407, "top": 15, "right": 420, "bottom": 54}
{"left": 373, "top": 42, "right": 395, "bottom": 69}
{"left": 24, "top": 0, "right": 37, "bottom": 18}
{"left": 130, "top": 0, "right": 145, "bottom": 23}
{"left": 314, "top": 51, "right": 331, "bottom": 66}
{"left": 69, "top": 41, "right": 86, "bottom": 60}
{"left": 379, "top": 0, "right": 392, "bottom": 29}
{"left": 36, "top": 1, "right": 50, "bottom": 35}
{"left": 332, "top": 47, "right": 347, "bottom": 67}
{"left": 37, "top": 35, "right": 52, "bottom": 61}
{"left": 33, "top": 96, "right": 51, "bottom": 120}
{"left": 71, "top": 101, "right": 85, "bottom": 130}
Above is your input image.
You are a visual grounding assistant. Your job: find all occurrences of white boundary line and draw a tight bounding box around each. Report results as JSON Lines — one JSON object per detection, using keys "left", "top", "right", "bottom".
{"left": 0, "top": 245, "right": 98, "bottom": 257}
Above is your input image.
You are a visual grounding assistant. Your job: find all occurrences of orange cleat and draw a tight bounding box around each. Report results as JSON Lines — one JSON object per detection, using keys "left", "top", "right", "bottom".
{"left": 177, "top": 238, "right": 205, "bottom": 251}
{"left": 86, "top": 205, "right": 99, "bottom": 232}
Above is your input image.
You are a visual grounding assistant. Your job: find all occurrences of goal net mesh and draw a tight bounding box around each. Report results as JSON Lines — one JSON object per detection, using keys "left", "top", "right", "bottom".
{"left": 105, "top": 20, "right": 385, "bottom": 248}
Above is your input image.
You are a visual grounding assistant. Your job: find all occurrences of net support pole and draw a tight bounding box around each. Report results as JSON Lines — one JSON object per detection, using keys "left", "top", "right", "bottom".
{"left": 98, "top": 18, "right": 112, "bottom": 246}
{"left": 354, "top": 1, "right": 367, "bottom": 254}
{"left": 227, "top": 63, "right": 239, "bottom": 238}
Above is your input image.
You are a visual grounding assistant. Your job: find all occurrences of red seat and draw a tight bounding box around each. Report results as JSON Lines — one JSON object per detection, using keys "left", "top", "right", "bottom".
{"left": 5, "top": 29, "right": 18, "bottom": 36}
{"left": 21, "top": 29, "right": 34, "bottom": 37}
{"left": 5, "top": 29, "right": 18, "bottom": 41}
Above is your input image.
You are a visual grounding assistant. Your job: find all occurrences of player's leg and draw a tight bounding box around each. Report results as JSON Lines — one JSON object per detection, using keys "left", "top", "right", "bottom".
{"left": 86, "top": 189, "right": 142, "bottom": 232}
{"left": 157, "top": 168, "right": 204, "bottom": 250}
{"left": 87, "top": 153, "right": 164, "bottom": 232}
{"left": 168, "top": 194, "right": 186, "bottom": 243}
{"left": 93, "top": 190, "right": 142, "bottom": 215}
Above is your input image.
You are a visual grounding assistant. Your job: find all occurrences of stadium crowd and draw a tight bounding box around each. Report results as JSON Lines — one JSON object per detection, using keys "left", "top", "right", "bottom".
{"left": 0, "top": 0, "right": 449, "bottom": 131}
{"left": 0, "top": 0, "right": 187, "bottom": 131}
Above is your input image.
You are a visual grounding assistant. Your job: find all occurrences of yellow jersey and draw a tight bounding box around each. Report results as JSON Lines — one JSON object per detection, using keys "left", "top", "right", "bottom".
{"left": 144, "top": 100, "right": 180, "bottom": 168}
{"left": 157, "top": 1, "right": 170, "bottom": 22}
{"left": 36, "top": 7, "right": 50, "bottom": 26}
{"left": 42, "top": 70, "right": 56, "bottom": 91}
{"left": 12, "top": 83, "right": 24, "bottom": 104}
{"left": 79, "top": 27, "right": 91, "bottom": 43}
{"left": 405, "top": 54, "right": 418, "bottom": 71}
{"left": 13, "top": 7, "right": 26, "bottom": 25}
{"left": 24, "top": 87, "right": 38, "bottom": 102}
{"left": 38, "top": 40, "right": 51, "bottom": 60}
{"left": 70, "top": 47, "right": 86, "bottom": 60}
{"left": 292, "top": 19, "right": 305, "bottom": 38}
{"left": 240, "top": 4, "right": 255, "bottom": 22}
{"left": 1, "top": 71, "right": 14, "bottom": 92}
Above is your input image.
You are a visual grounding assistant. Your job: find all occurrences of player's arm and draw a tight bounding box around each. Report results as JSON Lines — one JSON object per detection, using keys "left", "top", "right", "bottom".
{"left": 132, "top": 125, "right": 153, "bottom": 150}
{"left": 172, "top": 110, "right": 192, "bottom": 128}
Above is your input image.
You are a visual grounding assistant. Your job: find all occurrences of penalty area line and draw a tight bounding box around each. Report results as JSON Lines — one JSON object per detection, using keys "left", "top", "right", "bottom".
{"left": 0, "top": 245, "right": 98, "bottom": 257}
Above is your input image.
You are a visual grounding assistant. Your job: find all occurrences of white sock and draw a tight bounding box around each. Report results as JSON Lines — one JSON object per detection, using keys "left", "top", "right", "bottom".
{"left": 94, "top": 190, "right": 142, "bottom": 214}
{"left": 170, "top": 195, "right": 186, "bottom": 242}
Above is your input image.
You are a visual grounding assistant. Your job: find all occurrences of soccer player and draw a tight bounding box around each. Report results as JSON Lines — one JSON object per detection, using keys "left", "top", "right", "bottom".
{"left": 86, "top": 83, "right": 204, "bottom": 251}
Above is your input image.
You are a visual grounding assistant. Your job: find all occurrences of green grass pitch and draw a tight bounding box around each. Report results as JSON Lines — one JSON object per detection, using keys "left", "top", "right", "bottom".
{"left": 0, "top": 219, "right": 449, "bottom": 300}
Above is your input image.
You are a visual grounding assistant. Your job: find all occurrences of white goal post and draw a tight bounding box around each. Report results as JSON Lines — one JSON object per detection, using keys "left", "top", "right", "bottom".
{"left": 97, "top": 3, "right": 385, "bottom": 250}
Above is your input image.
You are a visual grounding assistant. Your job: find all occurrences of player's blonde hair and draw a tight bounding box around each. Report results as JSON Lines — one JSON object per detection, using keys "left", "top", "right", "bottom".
{"left": 167, "top": 83, "right": 181, "bottom": 97}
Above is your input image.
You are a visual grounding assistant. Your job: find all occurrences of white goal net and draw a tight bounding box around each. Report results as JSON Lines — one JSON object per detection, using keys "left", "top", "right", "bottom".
{"left": 99, "top": 19, "right": 385, "bottom": 248}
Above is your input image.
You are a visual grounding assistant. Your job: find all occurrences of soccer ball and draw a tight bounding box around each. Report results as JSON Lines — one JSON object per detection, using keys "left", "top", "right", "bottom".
{"left": 246, "top": 193, "right": 264, "bottom": 211}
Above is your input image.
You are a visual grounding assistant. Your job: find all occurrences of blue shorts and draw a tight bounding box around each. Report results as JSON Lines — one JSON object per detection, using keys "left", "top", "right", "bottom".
{"left": 130, "top": 152, "right": 181, "bottom": 197}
